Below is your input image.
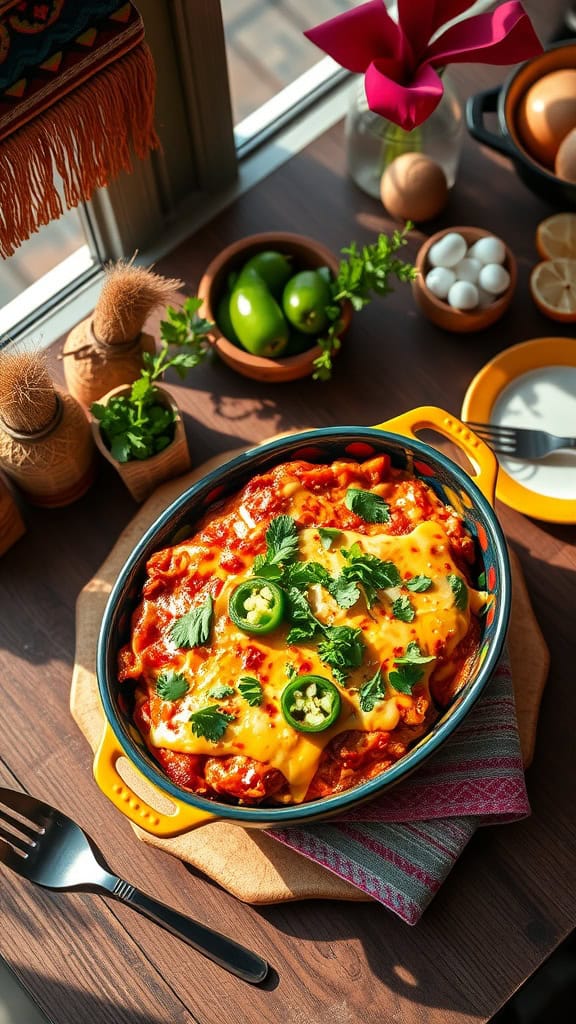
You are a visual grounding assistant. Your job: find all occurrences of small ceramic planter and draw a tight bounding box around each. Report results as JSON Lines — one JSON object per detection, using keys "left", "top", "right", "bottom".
{"left": 197, "top": 232, "right": 352, "bottom": 383}
{"left": 91, "top": 385, "right": 191, "bottom": 503}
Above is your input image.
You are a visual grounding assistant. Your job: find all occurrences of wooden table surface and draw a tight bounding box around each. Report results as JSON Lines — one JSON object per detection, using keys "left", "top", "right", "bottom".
{"left": 1, "top": 5, "right": 575, "bottom": 1022}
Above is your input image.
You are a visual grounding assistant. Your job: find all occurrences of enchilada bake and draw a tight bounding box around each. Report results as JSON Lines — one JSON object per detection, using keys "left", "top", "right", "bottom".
{"left": 117, "top": 455, "right": 489, "bottom": 807}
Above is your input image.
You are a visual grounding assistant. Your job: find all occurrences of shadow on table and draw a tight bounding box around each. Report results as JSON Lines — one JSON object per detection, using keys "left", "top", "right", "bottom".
{"left": 1, "top": 963, "right": 171, "bottom": 1024}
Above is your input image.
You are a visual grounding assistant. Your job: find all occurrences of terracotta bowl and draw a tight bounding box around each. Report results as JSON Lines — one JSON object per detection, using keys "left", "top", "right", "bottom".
{"left": 466, "top": 42, "right": 576, "bottom": 209}
{"left": 412, "top": 226, "right": 517, "bottom": 333}
{"left": 197, "top": 231, "right": 351, "bottom": 382}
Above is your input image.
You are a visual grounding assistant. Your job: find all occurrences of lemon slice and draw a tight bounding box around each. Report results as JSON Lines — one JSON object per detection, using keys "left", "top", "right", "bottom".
{"left": 535, "top": 213, "right": 576, "bottom": 260}
{"left": 529, "top": 259, "right": 576, "bottom": 322}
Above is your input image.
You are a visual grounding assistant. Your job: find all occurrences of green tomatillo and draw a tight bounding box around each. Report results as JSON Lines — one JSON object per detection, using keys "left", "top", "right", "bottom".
{"left": 229, "top": 283, "right": 289, "bottom": 358}
{"left": 239, "top": 250, "right": 292, "bottom": 298}
{"left": 282, "top": 268, "right": 333, "bottom": 335}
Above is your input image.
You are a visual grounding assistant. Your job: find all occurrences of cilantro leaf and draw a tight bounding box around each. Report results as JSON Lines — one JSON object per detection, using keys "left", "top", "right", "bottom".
{"left": 189, "top": 706, "right": 234, "bottom": 742}
{"left": 285, "top": 587, "right": 322, "bottom": 644}
{"left": 392, "top": 595, "right": 415, "bottom": 622}
{"left": 394, "top": 641, "right": 435, "bottom": 666}
{"left": 317, "top": 626, "right": 364, "bottom": 684}
{"left": 238, "top": 676, "right": 263, "bottom": 707}
{"left": 405, "top": 575, "right": 432, "bottom": 592}
{"left": 336, "top": 543, "right": 401, "bottom": 608}
{"left": 448, "top": 574, "right": 468, "bottom": 611}
{"left": 284, "top": 561, "right": 331, "bottom": 590}
{"left": 327, "top": 574, "right": 360, "bottom": 609}
{"left": 251, "top": 558, "right": 282, "bottom": 581}
{"left": 318, "top": 527, "right": 341, "bottom": 550}
{"left": 156, "top": 670, "right": 189, "bottom": 701}
{"left": 388, "top": 662, "right": 424, "bottom": 694}
{"left": 208, "top": 684, "right": 235, "bottom": 700}
{"left": 345, "top": 487, "right": 390, "bottom": 524}
{"left": 358, "top": 668, "right": 386, "bottom": 712}
{"left": 264, "top": 515, "right": 299, "bottom": 565}
{"left": 170, "top": 595, "right": 214, "bottom": 648}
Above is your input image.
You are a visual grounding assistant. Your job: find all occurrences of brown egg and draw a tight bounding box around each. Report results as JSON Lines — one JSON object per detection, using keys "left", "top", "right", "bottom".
{"left": 380, "top": 153, "right": 448, "bottom": 222}
{"left": 555, "top": 125, "right": 576, "bottom": 183}
{"left": 517, "top": 69, "right": 576, "bottom": 167}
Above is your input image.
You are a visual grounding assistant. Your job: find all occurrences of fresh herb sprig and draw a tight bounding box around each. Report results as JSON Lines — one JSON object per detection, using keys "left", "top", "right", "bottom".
{"left": 313, "top": 226, "right": 417, "bottom": 381}
{"left": 91, "top": 297, "right": 214, "bottom": 463}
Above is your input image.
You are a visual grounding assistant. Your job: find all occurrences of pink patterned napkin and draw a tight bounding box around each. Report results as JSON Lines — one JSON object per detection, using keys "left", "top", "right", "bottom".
{"left": 267, "top": 650, "right": 529, "bottom": 924}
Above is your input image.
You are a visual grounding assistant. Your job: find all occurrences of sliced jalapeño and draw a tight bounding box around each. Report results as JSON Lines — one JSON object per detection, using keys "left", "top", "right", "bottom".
{"left": 281, "top": 674, "right": 341, "bottom": 733}
{"left": 229, "top": 578, "right": 285, "bottom": 635}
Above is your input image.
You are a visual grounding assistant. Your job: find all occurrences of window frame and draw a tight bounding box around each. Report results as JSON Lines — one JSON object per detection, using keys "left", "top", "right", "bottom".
{"left": 2, "top": 0, "right": 352, "bottom": 348}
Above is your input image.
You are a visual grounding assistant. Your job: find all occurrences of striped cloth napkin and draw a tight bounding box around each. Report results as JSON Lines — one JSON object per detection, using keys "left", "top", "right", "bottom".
{"left": 267, "top": 651, "right": 529, "bottom": 924}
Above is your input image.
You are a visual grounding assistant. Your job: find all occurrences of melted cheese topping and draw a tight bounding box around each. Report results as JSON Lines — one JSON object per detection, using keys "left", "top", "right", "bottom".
{"left": 123, "top": 458, "right": 487, "bottom": 804}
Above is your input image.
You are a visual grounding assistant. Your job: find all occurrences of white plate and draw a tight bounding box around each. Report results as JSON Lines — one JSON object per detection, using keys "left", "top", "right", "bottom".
{"left": 461, "top": 337, "right": 576, "bottom": 523}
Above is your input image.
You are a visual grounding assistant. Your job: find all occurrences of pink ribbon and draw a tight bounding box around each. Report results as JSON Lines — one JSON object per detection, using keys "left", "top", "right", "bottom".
{"left": 304, "top": 0, "right": 543, "bottom": 129}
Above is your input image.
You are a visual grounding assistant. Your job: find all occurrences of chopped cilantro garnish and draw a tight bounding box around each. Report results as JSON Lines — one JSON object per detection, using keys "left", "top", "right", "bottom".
{"left": 345, "top": 487, "right": 390, "bottom": 524}
{"left": 405, "top": 575, "right": 432, "bottom": 592}
{"left": 448, "top": 574, "right": 468, "bottom": 611}
{"left": 392, "top": 595, "right": 415, "bottom": 622}
{"left": 358, "top": 667, "right": 386, "bottom": 712}
{"left": 317, "top": 625, "right": 364, "bottom": 685}
{"left": 189, "top": 706, "right": 234, "bottom": 742}
{"left": 389, "top": 642, "right": 434, "bottom": 693}
{"left": 284, "top": 561, "right": 331, "bottom": 589}
{"left": 156, "top": 670, "right": 189, "bottom": 701}
{"left": 263, "top": 515, "right": 299, "bottom": 565}
{"left": 334, "top": 543, "right": 401, "bottom": 608}
{"left": 170, "top": 595, "right": 213, "bottom": 648}
{"left": 238, "top": 676, "right": 263, "bottom": 707}
{"left": 285, "top": 586, "right": 323, "bottom": 644}
{"left": 394, "top": 641, "right": 435, "bottom": 666}
{"left": 388, "top": 662, "right": 423, "bottom": 694}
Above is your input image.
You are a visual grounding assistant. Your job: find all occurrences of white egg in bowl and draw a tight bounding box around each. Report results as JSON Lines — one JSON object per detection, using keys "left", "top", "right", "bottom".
{"left": 412, "top": 226, "right": 517, "bottom": 333}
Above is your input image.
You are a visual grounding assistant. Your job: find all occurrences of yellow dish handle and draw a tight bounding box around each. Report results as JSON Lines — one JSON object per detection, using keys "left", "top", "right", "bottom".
{"left": 374, "top": 406, "right": 498, "bottom": 506}
{"left": 94, "top": 724, "right": 216, "bottom": 837}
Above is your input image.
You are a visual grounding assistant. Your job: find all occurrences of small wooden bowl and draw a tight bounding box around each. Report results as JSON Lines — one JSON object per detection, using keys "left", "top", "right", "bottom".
{"left": 412, "top": 226, "right": 517, "bottom": 333}
{"left": 197, "top": 232, "right": 351, "bottom": 382}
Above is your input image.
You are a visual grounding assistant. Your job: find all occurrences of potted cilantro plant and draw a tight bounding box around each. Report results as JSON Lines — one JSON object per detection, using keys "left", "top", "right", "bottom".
{"left": 90, "top": 297, "right": 213, "bottom": 502}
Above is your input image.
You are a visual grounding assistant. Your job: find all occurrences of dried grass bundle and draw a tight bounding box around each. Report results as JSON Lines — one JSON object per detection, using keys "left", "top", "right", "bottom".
{"left": 93, "top": 261, "right": 183, "bottom": 344}
{"left": 62, "top": 260, "right": 184, "bottom": 407}
{"left": 0, "top": 349, "right": 95, "bottom": 507}
{"left": 0, "top": 348, "right": 57, "bottom": 433}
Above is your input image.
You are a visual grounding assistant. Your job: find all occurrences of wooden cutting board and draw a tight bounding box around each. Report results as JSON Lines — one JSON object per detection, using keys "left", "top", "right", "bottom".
{"left": 70, "top": 448, "right": 549, "bottom": 904}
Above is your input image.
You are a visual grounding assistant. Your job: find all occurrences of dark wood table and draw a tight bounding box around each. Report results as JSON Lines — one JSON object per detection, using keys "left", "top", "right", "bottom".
{"left": 1, "top": 6, "right": 575, "bottom": 1021}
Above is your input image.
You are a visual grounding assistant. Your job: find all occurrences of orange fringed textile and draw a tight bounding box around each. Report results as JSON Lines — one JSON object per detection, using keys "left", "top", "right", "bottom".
{"left": 0, "top": 41, "right": 159, "bottom": 258}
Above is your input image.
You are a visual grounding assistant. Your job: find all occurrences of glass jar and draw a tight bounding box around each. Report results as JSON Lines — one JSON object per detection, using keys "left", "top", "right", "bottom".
{"left": 345, "top": 74, "right": 464, "bottom": 199}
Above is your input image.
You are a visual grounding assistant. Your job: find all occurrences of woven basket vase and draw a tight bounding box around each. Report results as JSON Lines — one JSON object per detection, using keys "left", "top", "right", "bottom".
{"left": 0, "top": 473, "right": 26, "bottom": 555}
{"left": 0, "top": 388, "right": 95, "bottom": 508}
{"left": 62, "top": 318, "right": 157, "bottom": 408}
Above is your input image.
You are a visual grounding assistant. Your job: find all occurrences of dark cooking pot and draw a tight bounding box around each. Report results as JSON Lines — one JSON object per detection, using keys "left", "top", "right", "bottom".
{"left": 466, "top": 42, "right": 576, "bottom": 209}
{"left": 95, "top": 407, "right": 511, "bottom": 837}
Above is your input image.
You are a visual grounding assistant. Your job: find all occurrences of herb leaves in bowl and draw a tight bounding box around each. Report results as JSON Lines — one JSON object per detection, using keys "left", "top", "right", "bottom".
{"left": 91, "top": 297, "right": 213, "bottom": 463}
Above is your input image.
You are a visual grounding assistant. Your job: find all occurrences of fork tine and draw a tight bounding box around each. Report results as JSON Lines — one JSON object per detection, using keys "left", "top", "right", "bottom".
{"left": 0, "top": 821, "right": 33, "bottom": 854}
{"left": 0, "top": 833, "right": 29, "bottom": 868}
{"left": 0, "top": 787, "right": 51, "bottom": 827}
{"left": 466, "top": 421, "right": 517, "bottom": 438}
{"left": 0, "top": 805, "right": 41, "bottom": 842}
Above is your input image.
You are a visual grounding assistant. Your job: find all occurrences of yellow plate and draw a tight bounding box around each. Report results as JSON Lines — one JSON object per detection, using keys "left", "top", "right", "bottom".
{"left": 461, "top": 337, "right": 576, "bottom": 524}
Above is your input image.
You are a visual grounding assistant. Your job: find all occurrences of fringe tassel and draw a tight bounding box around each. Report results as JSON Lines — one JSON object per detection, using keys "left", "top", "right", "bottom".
{"left": 0, "top": 42, "right": 160, "bottom": 259}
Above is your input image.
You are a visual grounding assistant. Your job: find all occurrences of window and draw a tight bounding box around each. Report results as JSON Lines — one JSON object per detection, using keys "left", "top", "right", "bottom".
{"left": 1, "top": 0, "right": 354, "bottom": 347}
